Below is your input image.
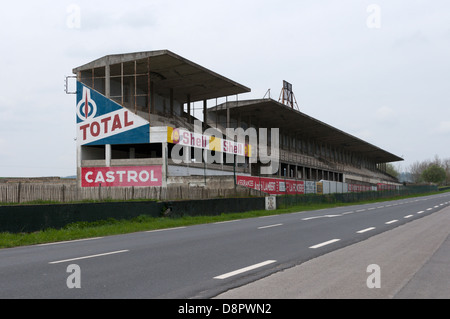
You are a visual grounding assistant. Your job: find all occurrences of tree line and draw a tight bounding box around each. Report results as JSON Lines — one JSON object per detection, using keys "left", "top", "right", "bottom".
{"left": 388, "top": 155, "right": 450, "bottom": 185}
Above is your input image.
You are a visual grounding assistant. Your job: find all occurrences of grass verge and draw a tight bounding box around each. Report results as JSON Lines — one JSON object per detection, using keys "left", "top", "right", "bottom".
{"left": 0, "top": 190, "right": 448, "bottom": 249}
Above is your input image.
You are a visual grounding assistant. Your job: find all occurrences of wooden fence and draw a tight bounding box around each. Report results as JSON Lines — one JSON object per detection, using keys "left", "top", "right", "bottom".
{"left": 0, "top": 183, "right": 264, "bottom": 204}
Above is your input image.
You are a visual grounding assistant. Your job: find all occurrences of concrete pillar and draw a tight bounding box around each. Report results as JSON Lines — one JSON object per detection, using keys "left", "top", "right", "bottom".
{"left": 170, "top": 88, "right": 174, "bottom": 116}
{"left": 187, "top": 94, "right": 191, "bottom": 122}
{"left": 77, "top": 145, "right": 82, "bottom": 188}
{"left": 105, "top": 64, "right": 110, "bottom": 98}
{"left": 162, "top": 142, "right": 168, "bottom": 187}
{"left": 203, "top": 100, "right": 207, "bottom": 126}
{"left": 105, "top": 144, "right": 111, "bottom": 167}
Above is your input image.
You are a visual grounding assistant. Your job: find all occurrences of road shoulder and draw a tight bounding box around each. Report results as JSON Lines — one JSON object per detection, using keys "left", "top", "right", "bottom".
{"left": 215, "top": 207, "right": 450, "bottom": 299}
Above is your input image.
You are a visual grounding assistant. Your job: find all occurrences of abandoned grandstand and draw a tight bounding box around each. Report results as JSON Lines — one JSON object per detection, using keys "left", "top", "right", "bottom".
{"left": 70, "top": 49, "right": 403, "bottom": 197}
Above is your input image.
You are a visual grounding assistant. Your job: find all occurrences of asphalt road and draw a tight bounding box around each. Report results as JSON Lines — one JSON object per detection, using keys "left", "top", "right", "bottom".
{"left": 1, "top": 192, "right": 449, "bottom": 299}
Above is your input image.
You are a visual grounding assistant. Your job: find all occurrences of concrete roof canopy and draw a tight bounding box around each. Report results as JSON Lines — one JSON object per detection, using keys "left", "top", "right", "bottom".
{"left": 73, "top": 50, "right": 251, "bottom": 103}
{"left": 209, "top": 99, "right": 404, "bottom": 164}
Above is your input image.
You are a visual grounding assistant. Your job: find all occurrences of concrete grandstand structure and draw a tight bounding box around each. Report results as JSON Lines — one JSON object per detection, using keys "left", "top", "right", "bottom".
{"left": 72, "top": 50, "right": 403, "bottom": 195}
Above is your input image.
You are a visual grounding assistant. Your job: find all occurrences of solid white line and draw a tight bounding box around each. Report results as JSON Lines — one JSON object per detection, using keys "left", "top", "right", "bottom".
{"left": 386, "top": 220, "right": 398, "bottom": 224}
{"left": 404, "top": 215, "right": 414, "bottom": 219}
{"left": 214, "top": 260, "right": 277, "bottom": 280}
{"left": 309, "top": 239, "right": 341, "bottom": 249}
{"left": 357, "top": 227, "right": 376, "bottom": 234}
{"left": 146, "top": 227, "right": 187, "bottom": 233}
{"left": 38, "top": 237, "right": 103, "bottom": 246}
{"left": 49, "top": 250, "right": 129, "bottom": 264}
{"left": 258, "top": 224, "right": 283, "bottom": 230}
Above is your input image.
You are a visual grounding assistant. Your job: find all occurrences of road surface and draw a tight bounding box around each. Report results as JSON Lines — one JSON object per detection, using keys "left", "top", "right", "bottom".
{"left": 0, "top": 192, "right": 449, "bottom": 299}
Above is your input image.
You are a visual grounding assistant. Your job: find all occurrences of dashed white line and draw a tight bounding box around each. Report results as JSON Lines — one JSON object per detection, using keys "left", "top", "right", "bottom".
{"left": 417, "top": 211, "right": 425, "bottom": 214}
{"left": 386, "top": 220, "right": 398, "bottom": 225}
{"left": 404, "top": 215, "right": 414, "bottom": 219}
{"left": 427, "top": 208, "right": 433, "bottom": 211}
{"left": 146, "top": 227, "right": 187, "bottom": 232}
{"left": 258, "top": 224, "right": 283, "bottom": 230}
{"left": 49, "top": 250, "right": 129, "bottom": 264}
{"left": 214, "top": 260, "right": 277, "bottom": 280}
{"left": 309, "top": 239, "right": 341, "bottom": 249}
{"left": 214, "top": 220, "right": 240, "bottom": 225}
{"left": 357, "top": 227, "right": 376, "bottom": 234}
{"left": 38, "top": 237, "right": 103, "bottom": 246}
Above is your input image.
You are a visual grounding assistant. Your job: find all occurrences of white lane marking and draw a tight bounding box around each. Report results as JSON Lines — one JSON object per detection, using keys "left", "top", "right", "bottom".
{"left": 214, "top": 260, "right": 277, "bottom": 280}
{"left": 38, "top": 237, "right": 103, "bottom": 246}
{"left": 377, "top": 206, "right": 385, "bottom": 209}
{"left": 386, "top": 220, "right": 398, "bottom": 224}
{"left": 434, "top": 206, "right": 439, "bottom": 208}
{"left": 357, "top": 227, "right": 376, "bottom": 234}
{"left": 404, "top": 215, "right": 414, "bottom": 219}
{"left": 302, "top": 214, "right": 341, "bottom": 221}
{"left": 427, "top": 208, "right": 433, "bottom": 211}
{"left": 49, "top": 250, "right": 129, "bottom": 264}
{"left": 146, "top": 227, "right": 187, "bottom": 233}
{"left": 213, "top": 220, "right": 240, "bottom": 225}
{"left": 258, "top": 224, "right": 283, "bottom": 230}
{"left": 356, "top": 209, "right": 366, "bottom": 212}
{"left": 417, "top": 211, "right": 425, "bottom": 214}
{"left": 309, "top": 239, "right": 341, "bottom": 249}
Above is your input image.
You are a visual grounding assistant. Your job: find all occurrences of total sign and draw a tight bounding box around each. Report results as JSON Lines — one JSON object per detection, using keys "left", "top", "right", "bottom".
{"left": 76, "top": 82, "right": 150, "bottom": 146}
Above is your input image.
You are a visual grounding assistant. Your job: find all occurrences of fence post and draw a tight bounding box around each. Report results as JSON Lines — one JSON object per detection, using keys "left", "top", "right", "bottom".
{"left": 18, "top": 182, "right": 22, "bottom": 204}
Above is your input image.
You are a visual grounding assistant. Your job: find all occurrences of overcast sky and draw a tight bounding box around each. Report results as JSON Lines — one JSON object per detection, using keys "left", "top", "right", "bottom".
{"left": 0, "top": 0, "right": 449, "bottom": 177}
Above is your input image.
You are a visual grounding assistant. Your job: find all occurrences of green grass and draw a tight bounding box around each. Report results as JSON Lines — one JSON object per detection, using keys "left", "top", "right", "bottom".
{"left": 0, "top": 190, "right": 448, "bottom": 249}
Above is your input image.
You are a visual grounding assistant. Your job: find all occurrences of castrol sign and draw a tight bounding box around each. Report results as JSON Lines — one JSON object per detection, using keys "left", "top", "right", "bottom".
{"left": 81, "top": 166, "right": 162, "bottom": 187}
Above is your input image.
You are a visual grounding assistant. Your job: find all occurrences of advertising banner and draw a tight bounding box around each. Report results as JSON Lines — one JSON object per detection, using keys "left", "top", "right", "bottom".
{"left": 81, "top": 166, "right": 162, "bottom": 187}
{"left": 236, "top": 175, "right": 304, "bottom": 195}
{"left": 167, "top": 127, "right": 252, "bottom": 158}
{"left": 76, "top": 82, "right": 150, "bottom": 146}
